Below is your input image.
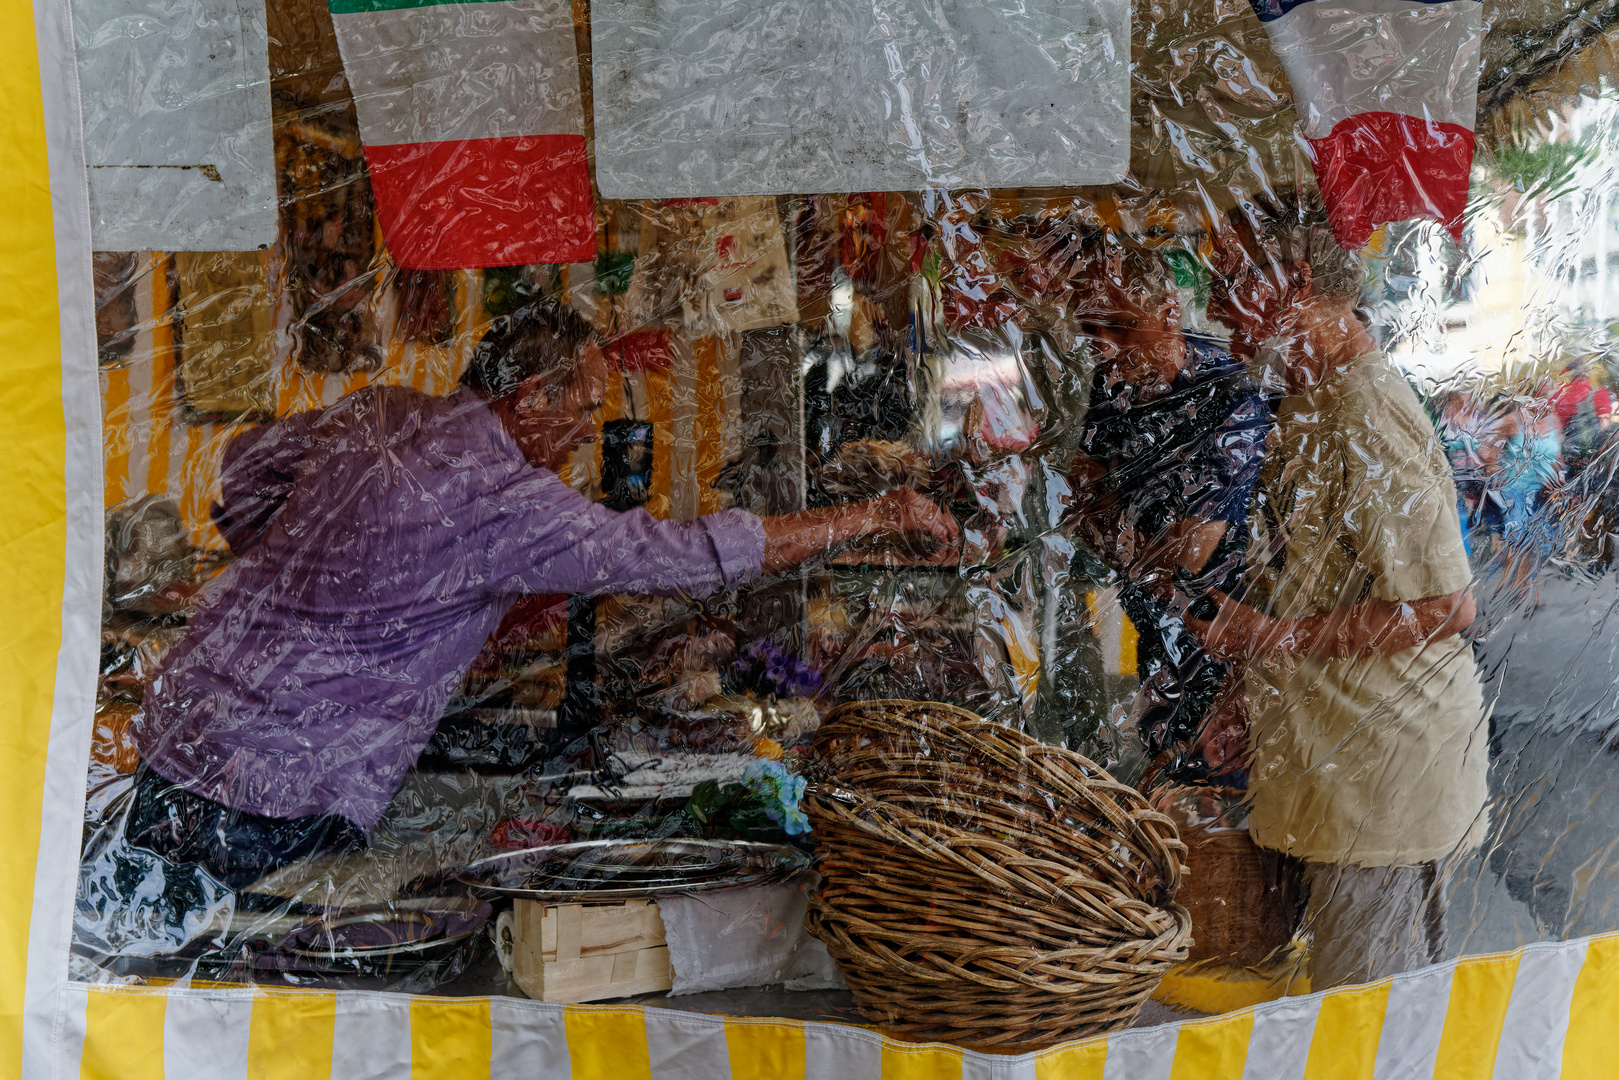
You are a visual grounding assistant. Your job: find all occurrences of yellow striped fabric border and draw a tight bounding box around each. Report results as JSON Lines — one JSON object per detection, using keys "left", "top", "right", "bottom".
{"left": 59, "top": 933, "right": 1618, "bottom": 1080}
{"left": 96, "top": 278, "right": 746, "bottom": 546}
{"left": 99, "top": 266, "right": 488, "bottom": 549}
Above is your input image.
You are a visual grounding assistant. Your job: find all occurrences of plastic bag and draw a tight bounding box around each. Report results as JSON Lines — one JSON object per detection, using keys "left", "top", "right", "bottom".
{"left": 72, "top": 0, "right": 1619, "bottom": 1045}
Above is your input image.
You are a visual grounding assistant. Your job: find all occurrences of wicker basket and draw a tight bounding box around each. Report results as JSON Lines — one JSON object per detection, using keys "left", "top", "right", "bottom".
{"left": 1179, "top": 823, "right": 1302, "bottom": 967}
{"left": 804, "top": 699, "right": 1193, "bottom": 1051}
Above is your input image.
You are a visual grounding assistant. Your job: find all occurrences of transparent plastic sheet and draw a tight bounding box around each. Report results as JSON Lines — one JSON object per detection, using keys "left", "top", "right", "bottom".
{"left": 71, "top": 0, "right": 1619, "bottom": 1049}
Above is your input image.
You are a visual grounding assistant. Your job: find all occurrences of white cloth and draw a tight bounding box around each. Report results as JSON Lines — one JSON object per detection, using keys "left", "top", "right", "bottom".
{"left": 657, "top": 880, "right": 846, "bottom": 995}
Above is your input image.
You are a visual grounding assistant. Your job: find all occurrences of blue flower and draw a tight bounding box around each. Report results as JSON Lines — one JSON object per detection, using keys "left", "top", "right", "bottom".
{"left": 742, "top": 760, "right": 810, "bottom": 836}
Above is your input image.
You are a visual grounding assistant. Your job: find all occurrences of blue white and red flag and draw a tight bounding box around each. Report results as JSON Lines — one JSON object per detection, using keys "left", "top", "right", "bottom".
{"left": 1251, "top": 0, "right": 1484, "bottom": 248}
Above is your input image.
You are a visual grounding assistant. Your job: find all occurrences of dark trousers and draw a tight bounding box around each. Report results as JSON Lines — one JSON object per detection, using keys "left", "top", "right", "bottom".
{"left": 125, "top": 766, "right": 364, "bottom": 891}
{"left": 1300, "top": 860, "right": 1447, "bottom": 989}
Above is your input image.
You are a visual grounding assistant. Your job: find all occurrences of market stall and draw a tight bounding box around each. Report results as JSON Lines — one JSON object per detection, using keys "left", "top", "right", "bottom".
{"left": 7, "top": 0, "right": 1619, "bottom": 1074}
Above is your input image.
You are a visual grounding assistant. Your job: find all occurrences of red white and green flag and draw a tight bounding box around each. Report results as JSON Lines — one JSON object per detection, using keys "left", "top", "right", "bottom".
{"left": 327, "top": 0, "right": 596, "bottom": 269}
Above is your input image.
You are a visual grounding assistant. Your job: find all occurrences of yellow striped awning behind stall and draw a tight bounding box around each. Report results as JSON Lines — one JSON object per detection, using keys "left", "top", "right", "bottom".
{"left": 62, "top": 932, "right": 1619, "bottom": 1080}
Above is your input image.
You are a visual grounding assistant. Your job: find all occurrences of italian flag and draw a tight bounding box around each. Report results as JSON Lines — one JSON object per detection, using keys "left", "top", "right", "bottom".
{"left": 327, "top": 0, "right": 596, "bottom": 269}
{"left": 1249, "top": 0, "right": 1483, "bottom": 249}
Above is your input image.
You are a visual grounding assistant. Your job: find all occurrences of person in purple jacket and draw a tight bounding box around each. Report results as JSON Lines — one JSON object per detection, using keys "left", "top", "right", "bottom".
{"left": 124, "top": 301, "right": 958, "bottom": 890}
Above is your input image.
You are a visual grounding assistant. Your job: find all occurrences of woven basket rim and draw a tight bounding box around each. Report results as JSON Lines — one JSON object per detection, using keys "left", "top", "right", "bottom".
{"left": 805, "top": 698, "right": 1195, "bottom": 1051}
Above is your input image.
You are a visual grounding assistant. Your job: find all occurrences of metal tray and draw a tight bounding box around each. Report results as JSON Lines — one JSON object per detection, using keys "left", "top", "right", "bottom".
{"left": 454, "top": 838, "right": 808, "bottom": 902}
{"left": 279, "top": 896, "right": 491, "bottom": 960}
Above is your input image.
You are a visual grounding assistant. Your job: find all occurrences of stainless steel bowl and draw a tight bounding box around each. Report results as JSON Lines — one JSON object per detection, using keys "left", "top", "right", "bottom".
{"left": 455, "top": 838, "right": 808, "bottom": 901}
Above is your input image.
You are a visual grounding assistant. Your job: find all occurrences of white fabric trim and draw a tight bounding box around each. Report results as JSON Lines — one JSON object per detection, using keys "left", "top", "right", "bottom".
{"left": 332, "top": 992, "right": 414, "bottom": 1080}
{"left": 1102, "top": 1018, "right": 1181, "bottom": 1080}
{"left": 490, "top": 996, "right": 572, "bottom": 1080}
{"left": 40, "top": 936, "right": 1619, "bottom": 1080}
{"left": 332, "top": 0, "right": 585, "bottom": 147}
{"left": 646, "top": 1010, "right": 733, "bottom": 1080}
{"left": 164, "top": 995, "right": 254, "bottom": 1080}
{"left": 1241, "top": 994, "right": 1320, "bottom": 1080}
{"left": 1372, "top": 960, "right": 1453, "bottom": 1080}
{"left": 802, "top": 1020, "right": 881, "bottom": 1080}
{"left": 21, "top": 0, "right": 102, "bottom": 1071}
{"left": 1265, "top": 0, "right": 1483, "bottom": 138}
{"left": 48, "top": 988, "right": 88, "bottom": 1080}
{"left": 1489, "top": 938, "right": 1587, "bottom": 1080}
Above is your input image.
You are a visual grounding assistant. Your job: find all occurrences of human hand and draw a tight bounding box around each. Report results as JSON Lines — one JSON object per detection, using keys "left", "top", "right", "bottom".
{"left": 1068, "top": 453, "right": 1106, "bottom": 489}
{"left": 761, "top": 493, "right": 959, "bottom": 574}
{"left": 863, "top": 489, "right": 960, "bottom": 564}
{"left": 1184, "top": 589, "right": 1290, "bottom": 661}
{"left": 1194, "top": 672, "right": 1250, "bottom": 771}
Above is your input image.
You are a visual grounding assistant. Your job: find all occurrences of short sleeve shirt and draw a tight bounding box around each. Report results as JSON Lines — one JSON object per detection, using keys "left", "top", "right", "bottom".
{"left": 1244, "top": 353, "right": 1487, "bottom": 866}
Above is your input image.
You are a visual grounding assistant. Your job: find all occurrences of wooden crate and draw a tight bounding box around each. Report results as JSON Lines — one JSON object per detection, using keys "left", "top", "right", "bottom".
{"left": 498, "top": 898, "right": 673, "bottom": 1003}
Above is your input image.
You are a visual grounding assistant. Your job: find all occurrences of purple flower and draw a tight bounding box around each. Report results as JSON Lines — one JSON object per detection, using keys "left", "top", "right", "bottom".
{"left": 735, "top": 639, "right": 825, "bottom": 699}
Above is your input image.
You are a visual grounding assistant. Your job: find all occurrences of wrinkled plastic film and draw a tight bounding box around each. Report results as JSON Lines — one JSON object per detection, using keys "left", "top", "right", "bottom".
{"left": 589, "top": 0, "right": 1131, "bottom": 196}
{"left": 73, "top": 0, "right": 1619, "bottom": 1042}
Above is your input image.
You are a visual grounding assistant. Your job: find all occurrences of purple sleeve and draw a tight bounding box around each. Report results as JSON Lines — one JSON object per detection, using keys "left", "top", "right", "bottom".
{"left": 487, "top": 472, "right": 767, "bottom": 598}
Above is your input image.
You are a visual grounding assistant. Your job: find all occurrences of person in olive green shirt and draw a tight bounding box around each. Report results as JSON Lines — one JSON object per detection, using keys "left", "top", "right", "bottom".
{"left": 1188, "top": 209, "right": 1485, "bottom": 988}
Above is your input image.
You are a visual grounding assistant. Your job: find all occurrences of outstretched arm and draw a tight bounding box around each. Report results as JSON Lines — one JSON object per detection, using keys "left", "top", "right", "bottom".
{"left": 760, "top": 489, "right": 959, "bottom": 574}
{"left": 497, "top": 475, "right": 959, "bottom": 599}
{"left": 1186, "top": 588, "right": 1475, "bottom": 662}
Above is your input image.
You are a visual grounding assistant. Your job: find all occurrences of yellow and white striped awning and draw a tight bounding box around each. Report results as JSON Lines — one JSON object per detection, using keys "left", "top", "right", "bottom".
{"left": 6, "top": 0, "right": 1619, "bottom": 1073}
{"left": 52, "top": 933, "right": 1619, "bottom": 1079}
